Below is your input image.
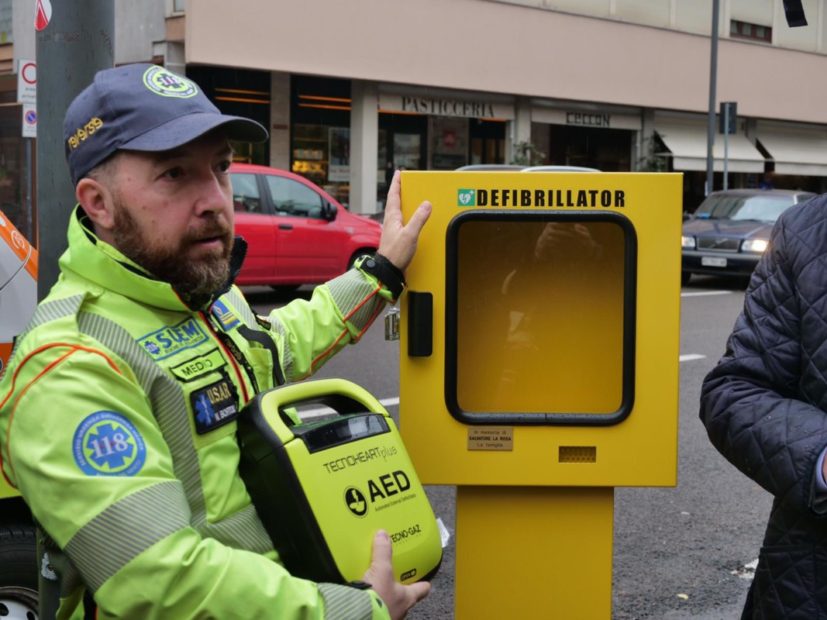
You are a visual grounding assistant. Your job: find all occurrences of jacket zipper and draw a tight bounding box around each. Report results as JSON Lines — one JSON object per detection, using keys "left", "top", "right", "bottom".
{"left": 198, "top": 311, "right": 252, "bottom": 403}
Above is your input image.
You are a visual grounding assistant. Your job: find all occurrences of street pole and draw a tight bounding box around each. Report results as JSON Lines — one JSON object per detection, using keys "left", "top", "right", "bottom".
{"left": 723, "top": 104, "right": 729, "bottom": 191}
{"left": 24, "top": 138, "right": 32, "bottom": 241}
{"left": 36, "top": 0, "right": 114, "bottom": 300}
{"left": 706, "top": 0, "right": 720, "bottom": 196}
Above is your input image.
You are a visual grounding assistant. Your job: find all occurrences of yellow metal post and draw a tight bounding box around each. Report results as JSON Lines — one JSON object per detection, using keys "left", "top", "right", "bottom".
{"left": 455, "top": 486, "right": 614, "bottom": 619}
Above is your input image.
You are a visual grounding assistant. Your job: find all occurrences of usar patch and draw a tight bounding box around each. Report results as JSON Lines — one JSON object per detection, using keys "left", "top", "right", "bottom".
{"left": 191, "top": 372, "right": 239, "bottom": 434}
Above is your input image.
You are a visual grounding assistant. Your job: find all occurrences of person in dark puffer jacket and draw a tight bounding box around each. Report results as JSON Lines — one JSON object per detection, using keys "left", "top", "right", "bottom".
{"left": 701, "top": 194, "right": 827, "bottom": 619}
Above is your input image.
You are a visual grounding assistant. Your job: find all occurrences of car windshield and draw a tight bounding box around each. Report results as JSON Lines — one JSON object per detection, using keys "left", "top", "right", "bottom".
{"left": 694, "top": 194, "right": 793, "bottom": 223}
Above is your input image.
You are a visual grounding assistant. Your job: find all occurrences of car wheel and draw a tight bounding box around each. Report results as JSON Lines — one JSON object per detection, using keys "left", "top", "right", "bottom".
{"left": 0, "top": 525, "right": 38, "bottom": 619}
{"left": 681, "top": 271, "right": 691, "bottom": 286}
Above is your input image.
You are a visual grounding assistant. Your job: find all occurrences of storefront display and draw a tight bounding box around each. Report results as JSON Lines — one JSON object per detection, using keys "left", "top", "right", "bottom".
{"left": 429, "top": 116, "right": 468, "bottom": 170}
{"left": 291, "top": 76, "right": 352, "bottom": 206}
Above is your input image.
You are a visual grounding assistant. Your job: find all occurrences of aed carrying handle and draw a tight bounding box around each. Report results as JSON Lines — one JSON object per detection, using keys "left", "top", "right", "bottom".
{"left": 258, "top": 378, "right": 389, "bottom": 435}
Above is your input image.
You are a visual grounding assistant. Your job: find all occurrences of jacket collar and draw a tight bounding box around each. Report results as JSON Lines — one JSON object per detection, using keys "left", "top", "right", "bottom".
{"left": 59, "top": 206, "right": 244, "bottom": 312}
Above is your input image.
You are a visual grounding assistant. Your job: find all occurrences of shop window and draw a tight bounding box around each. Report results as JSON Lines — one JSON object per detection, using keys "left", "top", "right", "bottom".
{"left": 547, "top": 125, "right": 632, "bottom": 171}
{"left": 265, "top": 176, "right": 325, "bottom": 219}
{"left": 470, "top": 119, "right": 506, "bottom": 166}
{"left": 730, "top": 20, "right": 772, "bottom": 43}
{"left": 378, "top": 112, "right": 427, "bottom": 204}
{"left": 186, "top": 66, "right": 270, "bottom": 165}
{"left": 291, "top": 75, "right": 352, "bottom": 207}
{"left": 430, "top": 117, "right": 468, "bottom": 170}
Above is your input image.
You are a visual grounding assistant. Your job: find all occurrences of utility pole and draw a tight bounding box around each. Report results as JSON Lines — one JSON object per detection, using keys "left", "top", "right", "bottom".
{"left": 705, "top": 0, "right": 720, "bottom": 197}
{"left": 35, "top": 0, "right": 114, "bottom": 300}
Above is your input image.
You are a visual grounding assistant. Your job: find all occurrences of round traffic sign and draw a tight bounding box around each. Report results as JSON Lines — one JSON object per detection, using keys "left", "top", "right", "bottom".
{"left": 20, "top": 61, "right": 36, "bottom": 85}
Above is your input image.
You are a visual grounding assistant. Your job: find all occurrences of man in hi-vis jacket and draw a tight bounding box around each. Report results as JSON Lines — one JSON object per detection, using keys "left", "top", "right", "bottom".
{"left": 0, "top": 63, "right": 431, "bottom": 619}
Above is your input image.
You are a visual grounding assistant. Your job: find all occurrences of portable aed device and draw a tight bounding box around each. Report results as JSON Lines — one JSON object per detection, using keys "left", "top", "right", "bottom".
{"left": 237, "top": 378, "right": 442, "bottom": 585}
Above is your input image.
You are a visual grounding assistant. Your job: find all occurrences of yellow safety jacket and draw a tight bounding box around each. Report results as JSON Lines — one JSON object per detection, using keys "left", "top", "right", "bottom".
{"left": 0, "top": 207, "right": 394, "bottom": 619}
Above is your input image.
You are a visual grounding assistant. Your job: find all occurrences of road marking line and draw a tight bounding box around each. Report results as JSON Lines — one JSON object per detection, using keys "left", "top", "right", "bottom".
{"left": 681, "top": 290, "right": 733, "bottom": 297}
{"left": 731, "top": 558, "right": 758, "bottom": 581}
{"left": 680, "top": 354, "right": 706, "bottom": 362}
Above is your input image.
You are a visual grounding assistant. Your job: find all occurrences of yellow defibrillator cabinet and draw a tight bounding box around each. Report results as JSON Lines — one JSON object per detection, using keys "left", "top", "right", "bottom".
{"left": 398, "top": 171, "right": 682, "bottom": 618}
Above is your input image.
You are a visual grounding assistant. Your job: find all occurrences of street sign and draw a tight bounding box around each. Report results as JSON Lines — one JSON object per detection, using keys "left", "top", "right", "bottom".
{"left": 17, "top": 59, "right": 36, "bottom": 104}
{"left": 22, "top": 104, "right": 37, "bottom": 138}
{"left": 719, "top": 101, "right": 737, "bottom": 135}
{"left": 35, "top": 0, "right": 52, "bottom": 31}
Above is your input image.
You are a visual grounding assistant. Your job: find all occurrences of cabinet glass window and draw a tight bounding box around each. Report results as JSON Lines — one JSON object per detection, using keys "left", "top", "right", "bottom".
{"left": 445, "top": 212, "right": 637, "bottom": 425}
{"left": 266, "top": 177, "right": 325, "bottom": 218}
{"left": 230, "top": 173, "right": 263, "bottom": 213}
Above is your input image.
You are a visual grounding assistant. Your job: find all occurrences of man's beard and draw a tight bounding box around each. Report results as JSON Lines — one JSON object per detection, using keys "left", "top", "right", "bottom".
{"left": 111, "top": 201, "right": 233, "bottom": 300}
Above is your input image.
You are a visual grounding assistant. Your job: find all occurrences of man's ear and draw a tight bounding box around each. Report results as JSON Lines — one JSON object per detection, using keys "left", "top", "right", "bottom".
{"left": 76, "top": 177, "right": 116, "bottom": 234}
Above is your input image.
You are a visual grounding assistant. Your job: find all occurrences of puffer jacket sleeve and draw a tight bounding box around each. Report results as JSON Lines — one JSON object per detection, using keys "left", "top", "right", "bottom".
{"left": 700, "top": 206, "right": 827, "bottom": 515}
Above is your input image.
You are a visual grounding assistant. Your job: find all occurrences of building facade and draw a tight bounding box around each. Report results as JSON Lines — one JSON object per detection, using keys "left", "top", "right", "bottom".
{"left": 3, "top": 0, "right": 827, "bottom": 237}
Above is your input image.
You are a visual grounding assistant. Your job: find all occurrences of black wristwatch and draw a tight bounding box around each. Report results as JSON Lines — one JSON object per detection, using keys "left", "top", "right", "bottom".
{"left": 356, "top": 253, "right": 405, "bottom": 299}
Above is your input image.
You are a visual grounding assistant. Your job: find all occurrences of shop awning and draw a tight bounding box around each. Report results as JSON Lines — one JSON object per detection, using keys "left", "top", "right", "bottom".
{"left": 753, "top": 124, "right": 827, "bottom": 176}
{"left": 654, "top": 121, "right": 765, "bottom": 173}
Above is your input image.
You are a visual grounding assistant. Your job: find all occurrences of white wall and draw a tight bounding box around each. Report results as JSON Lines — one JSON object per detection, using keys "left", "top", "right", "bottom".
{"left": 115, "top": 0, "right": 167, "bottom": 64}
{"left": 614, "top": 0, "right": 671, "bottom": 28}
{"left": 11, "top": 0, "right": 35, "bottom": 67}
{"left": 186, "top": 0, "right": 827, "bottom": 125}
{"left": 730, "top": 0, "right": 773, "bottom": 24}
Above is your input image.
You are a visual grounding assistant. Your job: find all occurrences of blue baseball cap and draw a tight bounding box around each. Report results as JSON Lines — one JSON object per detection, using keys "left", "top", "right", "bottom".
{"left": 64, "top": 63, "right": 268, "bottom": 185}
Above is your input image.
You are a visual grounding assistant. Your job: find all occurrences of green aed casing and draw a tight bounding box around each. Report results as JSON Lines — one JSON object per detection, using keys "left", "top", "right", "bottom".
{"left": 237, "top": 378, "right": 442, "bottom": 585}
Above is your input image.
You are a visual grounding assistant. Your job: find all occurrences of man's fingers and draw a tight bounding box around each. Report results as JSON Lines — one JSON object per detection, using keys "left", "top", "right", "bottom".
{"left": 407, "top": 580, "right": 432, "bottom": 604}
{"left": 387, "top": 171, "right": 402, "bottom": 210}
{"left": 389, "top": 169, "right": 401, "bottom": 194}
{"left": 367, "top": 530, "right": 393, "bottom": 574}
{"left": 362, "top": 528, "right": 432, "bottom": 618}
{"left": 404, "top": 201, "right": 432, "bottom": 237}
{"left": 382, "top": 172, "right": 403, "bottom": 228}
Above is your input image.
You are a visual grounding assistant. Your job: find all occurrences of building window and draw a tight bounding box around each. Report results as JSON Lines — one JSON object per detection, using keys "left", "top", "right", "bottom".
{"left": 730, "top": 20, "right": 771, "bottom": 43}
{"left": 173, "top": 0, "right": 185, "bottom": 13}
{"left": 0, "top": 0, "right": 12, "bottom": 44}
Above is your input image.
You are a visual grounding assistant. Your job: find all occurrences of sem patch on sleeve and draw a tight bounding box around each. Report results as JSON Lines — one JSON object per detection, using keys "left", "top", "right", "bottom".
{"left": 73, "top": 412, "right": 147, "bottom": 476}
{"left": 191, "top": 372, "right": 240, "bottom": 434}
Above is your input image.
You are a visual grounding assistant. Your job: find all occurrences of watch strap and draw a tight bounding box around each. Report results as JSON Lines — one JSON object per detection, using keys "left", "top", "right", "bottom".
{"left": 356, "top": 253, "right": 405, "bottom": 299}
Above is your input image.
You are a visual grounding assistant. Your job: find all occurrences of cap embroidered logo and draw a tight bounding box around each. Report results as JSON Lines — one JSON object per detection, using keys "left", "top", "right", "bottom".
{"left": 142, "top": 65, "right": 198, "bottom": 99}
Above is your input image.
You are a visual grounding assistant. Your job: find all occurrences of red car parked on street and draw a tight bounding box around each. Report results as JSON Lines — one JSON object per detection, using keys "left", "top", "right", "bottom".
{"left": 230, "top": 164, "right": 382, "bottom": 288}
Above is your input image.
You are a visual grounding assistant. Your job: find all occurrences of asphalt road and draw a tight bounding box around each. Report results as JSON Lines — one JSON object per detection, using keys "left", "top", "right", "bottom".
{"left": 244, "top": 274, "right": 768, "bottom": 619}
